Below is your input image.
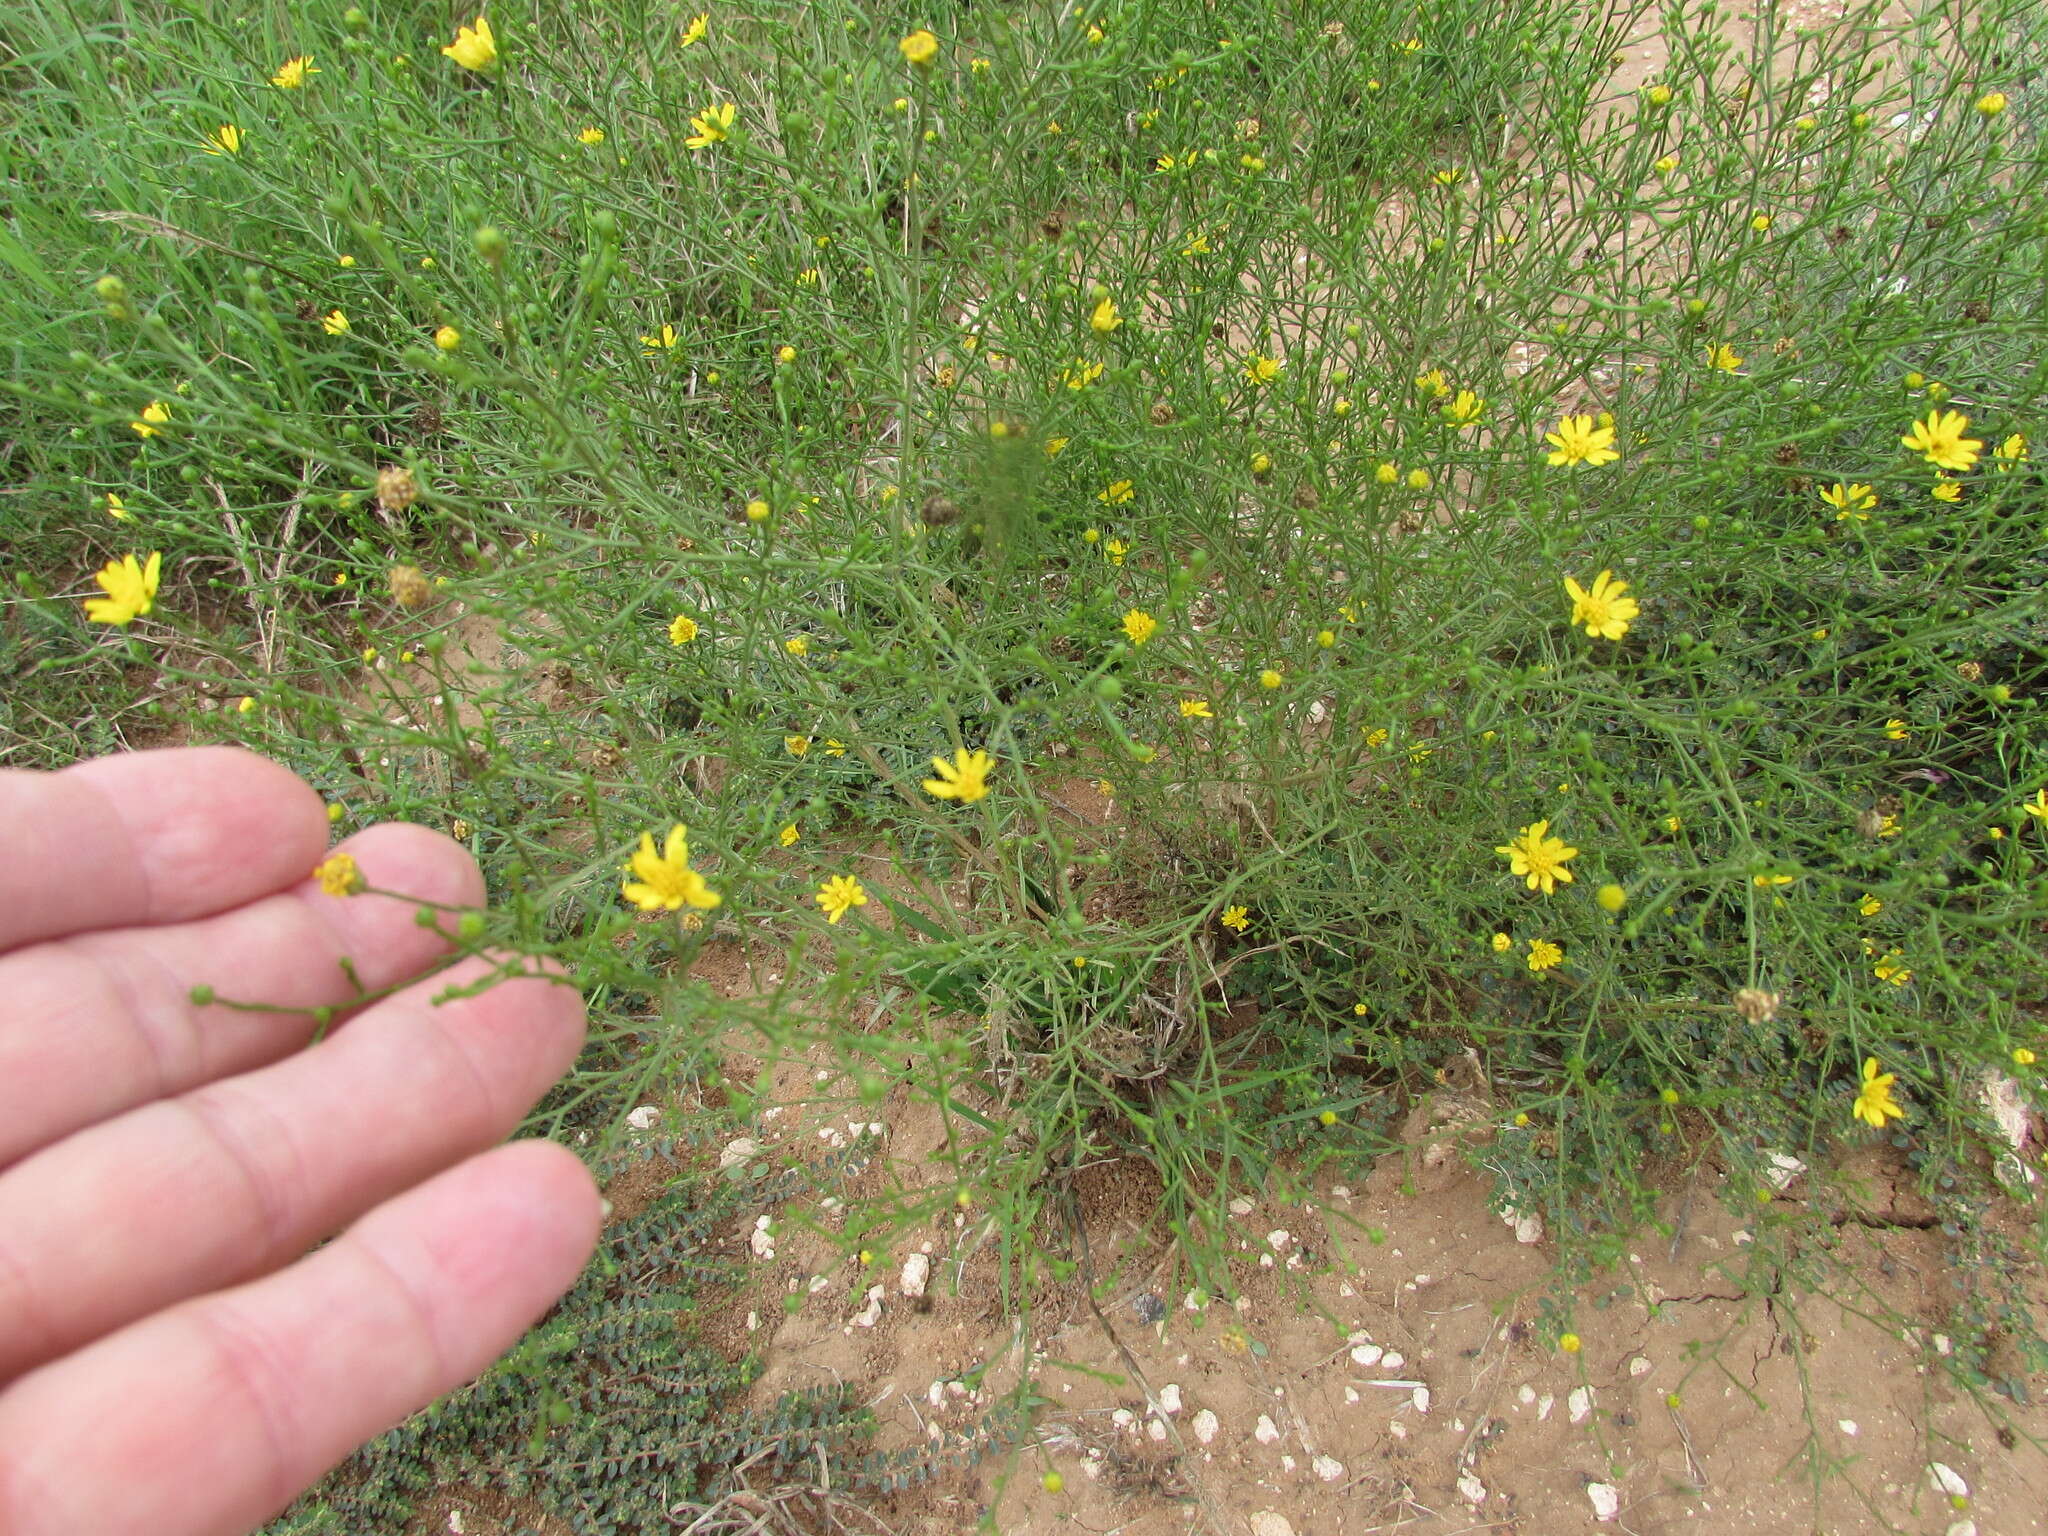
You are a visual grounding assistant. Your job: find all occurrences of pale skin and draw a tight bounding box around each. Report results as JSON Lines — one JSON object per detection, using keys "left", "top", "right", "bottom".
{"left": 0, "top": 746, "right": 602, "bottom": 1533}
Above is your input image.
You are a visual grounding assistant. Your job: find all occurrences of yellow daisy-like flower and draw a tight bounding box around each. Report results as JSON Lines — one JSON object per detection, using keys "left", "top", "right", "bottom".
{"left": 923, "top": 747, "right": 993, "bottom": 804}
{"left": 1415, "top": 368, "right": 1450, "bottom": 399}
{"left": 270, "top": 55, "right": 319, "bottom": 89}
{"left": 1820, "top": 482, "right": 1876, "bottom": 521}
{"left": 621, "top": 825, "right": 721, "bottom": 912}
{"left": 1098, "top": 479, "right": 1134, "bottom": 505}
{"left": 785, "top": 734, "right": 811, "bottom": 757}
{"left": 83, "top": 551, "right": 162, "bottom": 626}
{"left": 1089, "top": 296, "right": 1123, "bottom": 334}
{"left": 1526, "top": 938, "right": 1564, "bottom": 972}
{"left": 321, "top": 309, "right": 349, "bottom": 335}
{"left": 1121, "top": 609, "right": 1157, "bottom": 646}
{"left": 680, "top": 12, "right": 707, "bottom": 46}
{"left": 1364, "top": 727, "right": 1389, "bottom": 748}
{"left": 1859, "top": 893, "right": 1884, "bottom": 916}
{"left": 1258, "top": 668, "right": 1283, "bottom": 689}
{"left": 686, "top": 102, "right": 736, "bottom": 149}
{"left": 1061, "top": 358, "right": 1104, "bottom": 390}
{"left": 815, "top": 873, "right": 869, "bottom": 924}
{"left": 1873, "top": 950, "right": 1912, "bottom": 987}
{"left": 779, "top": 823, "right": 800, "bottom": 847}
{"left": 1993, "top": 433, "right": 2029, "bottom": 471}
{"left": 1490, "top": 931, "right": 1512, "bottom": 952}
{"left": 442, "top": 15, "right": 497, "bottom": 71}
{"left": 1563, "top": 570, "right": 1640, "bottom": 641}
{"left": 824, "top": 739, "right": 847, "bottom": 757}
{"left": 579, "top": 126, "right": 605, "bottom": 144}
{"left": 434, "top": 325, "right": 462, "bottom": 351}
{"left": 1442, "top": 389, "right": 1485, "bottom": 427}
{"left": 2018, "top": 788, "right": 2048, "bottom": 824}
{"left": 202, "top": 124, "right": 242, "bottom": 156}
{"left": 1179, "top": 698, "right": 1213, "bottom": 718}
{"left": 312, "top": 852, "right": 365, "bottom": 897}
{"left": 668, "top": 614, "right": 699, "bottom": 645}
{"left": 1544, "top": 414, "right": 1620, "bottom": 468}
{"left": 899, "top": 29, "right": 939, "bottom": 67}
{"left": 1883, "top": 717, "right": 1909, "bottom": 741}
{"left": 1220, "top": 904, "right": 1250, "bottom": 932}
{"left": 132, "top": 400, "right": 170, "bottom": 439}
{"left": 785, "top": 636, "right": 809, "bottom": 657}
{"left": 1706, "top": 343, "right": 1742, "bottom": 373}
{"left": 1105, "top": 538, "right": 1128, "bottom": 566}
{"left": 1931, "top": 478, "right": 1962, "bottom": 503}
{"left": 104, "top": 492, "right": 128, "bottom": 521}
{"left": 1900, "top": 409, "right": 1982, "bottom": 472}
{"left": 1242, "top": 353, "right": 1282, "bottom": 385}
{"left": 1045, "top": 436, "right": 1070, "bottom": 457}
{"left": 641, "top": 323, "right": 680, "bottom": 354}
{"left": 1851, "top": 1057, "right": 1905, "bottom": 1127}
{"left": 1496, "top": 819, "right": 1579, "bottom": 895}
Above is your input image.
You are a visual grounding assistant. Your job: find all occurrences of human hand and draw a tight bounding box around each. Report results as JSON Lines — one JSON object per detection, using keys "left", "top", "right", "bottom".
{"left": 0, "top": 747, "right": 601, "bottom": 1534}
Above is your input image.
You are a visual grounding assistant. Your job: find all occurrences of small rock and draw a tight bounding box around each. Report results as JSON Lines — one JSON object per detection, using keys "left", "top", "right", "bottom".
{"left": 1111, "top": 1408, "right": 1136, "bottom": 1431}
{"left": 1254, "top": 1414, "right": 1283, "bottom": 1445}
{"left": 1501, "top": 1204, "right": 1545, "bottom": 1244}
{"left": 1132, "top": 1291, "right": 1167, "bottom": 1325}
{"left": 1458, "top": 1471, "right": 1487, "bottom": 1505}
{"left": 1947, "top": 1522, "right": 1979, "bottom": 1536}
{"left": 1249, "top": 1514, "right": 1295, "bottom": 1536}
{"left": 1183, "top": 1289, "right": 1207, "bottom": 1312}
{"left": 1229, "top": 1196, "right": 1256, "bottom": 1217}
{"left": 1147, "top": 1417, "right": 1168, "bottom": 1442}
{"left": 1158, "top": 1383, "right": 1183, "bottom": 1414}
{"left": 1382, "top": 1351, "right": 1405, "bottom": 1371}
{"left": 718, "top": 1136, "right": 760, "bottom": 1169}
{"left": 448, "top": 1513, "right": 467, "bottom": 1535}
{"left": 1350, "top": 1343, "right": 1384, "bottom": 1368}
{"left": 1267, "top": 1229, "right": 1292, "bottom": 1251}
{"left": 1517, "top": 1384, "right": 1537, "bottom": 1406}
{"left": 927, "top": 1380, "right": 946, "bottom": 1408}
{"left": 1331, "top": 1184, "right": 1352, "bottom": 1199}
{"left": 1280, "top": 1454, "right": 1297, "bottom": 1474}
{"left": 625, "top": 1105, "right": 661, "bottom": 1131}
{"left": 1763, "top": 1151, "right": 1807, "bottom": 1191}
{"left": 899, "top": 1253, "right": 931, "bottom": 1300}
{"left": 1568, "top": 1387, "right": 1593, "bottom": 1424}
{"left": 745, "top": 1310, "right": 759, "bottom": 1332}
{"left": 1933, "top": 1334, "right": 1954, "bottom": 1357}
{"left": 1411, "top": 1386, "right": 1431, "bottom": 1414}
{"left": 1838, "top": 1419, "right": 1858, "bottom": 1436}
{"left": 1192, "top": 1409, "right": 1220, "bottom": 1444}
{"left": 1537, "top": 1392, "right": 1555, "bottom": 1421}
{"left": 1929, "top": 1463, "right": 1969, "bottom": 1499}
{"left": 1628, "top": 1356, "right": 1653, "bottom": 1378}
{"left": 748, "top": 1219, "right": 776, "bottom": 1261}
{"left": 1313, "top": 1454, "right": 1346, "bottom": 1482}
{"left": 1587, "top": 1482, "right": 1620, "bottom": 1522}
{"left": 852, "top": 1285, "right": 884, "bottom": 1328}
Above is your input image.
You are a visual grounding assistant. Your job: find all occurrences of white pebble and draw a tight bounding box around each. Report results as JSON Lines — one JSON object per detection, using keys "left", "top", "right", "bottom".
{"left": 1350, "top": 1343, "right": 1384, "bottom": 1368}
{"left": 1248, "top": 1515, "right": 1295, "bottom": 1536}
{"left": 718, "top": 1136, "right": 760, "bottom": 1168}
{"left": 1280, "top": 1454, "right": 1297, "bottom": 1473}
{"left": 852, "top": 1285, "right": 884, "bottom": 1328}
{"left": 1628, "top": 1356, "right": 1653, "bottom": 1378}
{"left": 1517, "top": 1384, "right": 1537, "bottom": 1406}
{"left": 1229, "top": 1196, "right": 1255, "bottom": 1217}
{"left": 1254, "top": 1414, "right": 1283, "bottom": 1445}
{"left": 1267, "top": 1229, "right": 1291, "bottom": 1250}
{"left": 1568, "top": 1387, "right": 1593, "bottom": 1424}
{"left": 1457, "top": 1471, "right": 1487, "bottom": 1505}
{"left": 745, "top": 1310, "right": 759, "bottom": 1332}
{"left": 1147, "top": 1417, "right": 1168, "bottom": 1442}
{"left": 1313, "top": 1455, "right": 1345, "bottom": 1483}
{"left": 1381, "top": 1351, "right": 1405, "bottom": 1371}
{"left": 1588, "top": 1482, "right": 1620, "bottom": 1522}
{"left": 1838, "top": 1420, "right": 1859, "bottom": 1436}
{"left": 448, "top": 1513, "right": 467, "bottom": 1535}
{"left": 927, "top": 1380, "right": 946, "bottom": 1408}
{"left": 1410, "top": 1386, "right": 1431, "bottom": 1414}
{"left": 1192, "top": 1409, "right": 1220, "bottom": 1444}
{"left": 625, "top": 1105, "right": 660, "bottom": 1130}
{"left": 1111, "top": 1408, "right": 1136, "bottom": 1430}
{"left": 1344, "top": 1387, "right": 1360, "bottom": 1403}
{"left": 1947, "top": 1522, "right": 1979, "bottom": 1536}
{"left": 899, "top": 1252, "right": 930, "bottom": 1299}
{"left": 1158, "top": 1383, "right": 1183, "bottom": 1414}
{"left": 1929, "top": 1463, "right": 1969, "bottom": 1499}
{"left": 1764, "top": 1151, "right": 1807, "bottom": 1191}
{"left": 1537, "top": 1393, "right": 1555, "bottom": 1420}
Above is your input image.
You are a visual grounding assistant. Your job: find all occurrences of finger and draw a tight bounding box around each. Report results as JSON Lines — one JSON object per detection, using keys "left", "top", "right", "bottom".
{"left": 0, "top": 1139, "right": 600, "bottom": 1536}
{"left": 0, "top": 821, "right": 485, "bottom": 1167}
{"left": 0, "top": 747, "right": 328, "bottom": 952}
{"left": 0, "top": 953, "right": 586, "bottom": 1380}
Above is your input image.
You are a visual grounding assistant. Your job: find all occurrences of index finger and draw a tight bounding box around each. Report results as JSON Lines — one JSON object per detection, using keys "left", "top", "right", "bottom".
{"left": 0, "top": 747, "right": 328, "bottom": 951}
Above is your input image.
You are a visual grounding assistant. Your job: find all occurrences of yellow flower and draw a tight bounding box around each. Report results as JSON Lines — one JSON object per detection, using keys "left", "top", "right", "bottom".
{"left": 1491, "top": 932, "right": 1512, "bottom": 952}
{"left": 785, "top": 636, "right": 808, "bottom": 657}
{"left": 1706, "top": 343, "right": 1742, "bottom": 373}
{"left": 1098, "top": 478, "right": 1135, "bottom": 505}
{"left": 1061, "top": 358, "right": 1104, "bottom": 390}
{"left": 1663, "top": 814, "right": 1682, "bottom": 832}
{"left": 321, "top": 309, "right": 349, "bottom": 335}
{"left": 271, "top": 55, "right": 319, "bottom": 89}
{"left": 1527, "top": 939, "right": 1564, "bottom": 972}
{"left": 202, "top": 124, "right": 242, "bottom": 156}
{"left": 1496, "top": 819, "right": 1579, "bottom": 895}
{"left": 621, "top": 825, "right": 721, "bottom": 912}
{"left": 1752, "top": 873, "right": 1795, "bottom": 888}
{"left": 641, "top": 323, "right": 680, "bottom": 354}
{"left": 577, "top": 125, "right": 606, "bottom": 143}
{"left": 1243, "top": 353, "right": 1282, "bottom": 385}
{"left": 923, "top": 747, "right": 993, "bottom": 804}
{"left": 1860, "top": 893, "right": 1883, "bottom": 916}
{"left": 1442, "top": 389, "right": 1485, "bottom": 427}
{"left": 1563, "top": 569, "right": 1640, "bottom": 641}
{"left": 1931, "top": 478, "right": 1962, "bottom": 503}
{"left": 824, "top": 739, "right": 847, "bottom": 757}
{"left": 1220, "top": 904, "right": 1250, "bottom": 932}
{"left": 2019, "top": 788, "right": 2048, "bottom": 824}
{"left": 104, "top": 492, "right": 128, "bottom": 521}
{"left": 1596, "top": 884, "right": 1626, "bottom": 912}
{"left": 668, "top": 614, "right": 699, "bottom": 645}
{"left": 83, "top": 551, "right": 162, "bottom": 626}
{"left": 132, "top": 400, "right": 170, "bottom": 439}
{"left": 442, "top": 16, "right": 497, "bottom": 71}
{"left": 1558, "top": 1331, "right": 1582, "bottom": 1352}
{"left": 1259, "top": 668, "right": 1282, "bottom": 689}
{"left": 899, "top": 29, "right": 939, "bottom": 67}
{"left": 1993, "top": 433, "right": 2029, "bottom": 471}
{"left": 1977, "top": 91, "right": 2007, "bottom": 117}
{"left": 1364, "top": 727, "right": 1389, "bottom": 748}
{"left": 1900, "top": 408, "right": 1982, "bottom": 472}
{"left": 776, "top": 344, "right": 797, "bottom": 364}
{"left": 971, "top": 56, "right": 990, "bottom": 74}
{"left": 1873, "top": 950, "right": 1912, "bottom": 987}
{"left": 1750, "top": 212, "right": 1772, "bottom": 232}
{"left": 1820, "top": 482, "right": 1876, "bottom": 521}
{"left": 1405, "top": 468, "right": 1430, "bottom": 492}
{"left": 680, "top": 12, "right": 707, "bottom": 46}
{"left": 1105, "top": 538, "right": 1127, "bottom": 566}
{"left": 1544, "top": 414, "right": 1620, "bottom": 468}
{"left": 1375, "top": 462, "right": 1399, "bottom": 485}
{"left": 1653, "top": 153, "right": 1679, "bottom": 175}
{"left": 745, "top": 498, "right": 771, "bottom": 521}
{"left": 1181, "top": 231, "right": 1210, "bottom": 256}
{"left": 2014, "top": 1047, "right": 2036, "bottom": 1066}
{"left": 779, "top": 823, "right": 800, "bottom": 847}
{"left": 816, "top": 874, "right": 869, "bottom": 924}
{"left": 686, "top": 102, "right": 736, "bottom": 149}
{"left": 1415, "top": 368, "right": 1450, "bottom": 398}
{"left": 1884, "top": 717, "right": 1909, "bottom": 741}
{"left": 785, "top": 734, "right": 811, "bottom": 757}
{"left": 434, "top": 325, "right": 462, "bottom": 351}
{"left": 1121, "top": 609, "right": 1157, "bottom": 646}
{"left": 1089, "top": 296, "right": 1122, "bottom": 334}
{"left": 1045, "top": 436, "right": 1070, "bottom": 457}
{"left": 313, "top": 852, "right": 365, "bottom": 897}
{"left": 1179, "top": 698, "right": 1213, "bottom": 718}
{"left": 1852, "top": 1058, "right": 1905, "bottom": 1127}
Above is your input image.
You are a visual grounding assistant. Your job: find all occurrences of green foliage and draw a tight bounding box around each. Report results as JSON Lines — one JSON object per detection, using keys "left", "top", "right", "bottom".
{"left": 259, "top": 1159, "right": 875, "bottom": 1535}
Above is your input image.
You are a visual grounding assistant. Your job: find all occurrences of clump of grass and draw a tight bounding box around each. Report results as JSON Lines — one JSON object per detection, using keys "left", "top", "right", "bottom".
{"left": 5, "top": 0, "right": 2046, "bottom": 1468}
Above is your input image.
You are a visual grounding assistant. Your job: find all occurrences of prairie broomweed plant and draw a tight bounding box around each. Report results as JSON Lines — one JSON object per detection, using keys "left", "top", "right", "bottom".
{"left": 83, "top": 551, "right": 161, "bottom": 626}
{"left": 1543, "top": 413, "right": 1620, "bottom": 467}
{"left": 923, "top": 747, "right": 993, "bottom": 804}
{"left": 313, "top": 852, "right": 365, "bottom": 897}
{"left": 815, "top": 874, "right": 868, "bottom": 924}
{"left": 442, "top": 15, "right": 498, "bottom": 71}
{"left": 1121, "top": 609, "right": 1157, "bottom": 646}
{"left": 270, "top": 55, "right": 318, "bottom": 89}
{"left": 621, "top": 825, "right": 720, "bottom": 912}
{"left": 1900, "top": 409, "right": 1982, "bottom": 472}
{"left": 1563, "top": 570, "right": 1640, "bottom": 640}
{"left": 1497, "top": 820, "right": 1579, "bottom": 894}
{"left": 686, "top": 102, "right": 736, "bottom": 149}
{"left": 202, "top": 124, "right": 242, "bottom": 156}
{"left": 1851, "top": 1058, "right": 1905, "bottom": 1128}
